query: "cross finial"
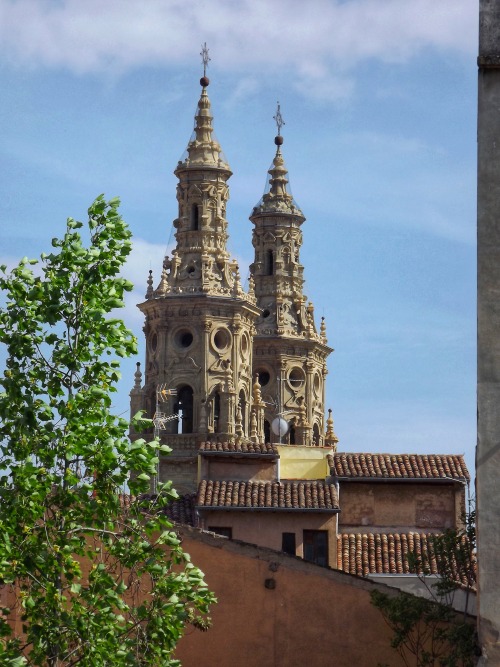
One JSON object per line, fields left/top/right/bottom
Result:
{"left": 200, "top": 42, "right": 210, "bottom": 77}
{"left": 274, "top": 101, "right": 285, "bottom": 136}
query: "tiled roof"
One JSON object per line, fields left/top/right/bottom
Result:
{"left": 197, "top": 480, "right": 339, "bottom": 511}
{"left": 337, "top": 531, "right": 475, "bottom": 587}
{"left": 337, "top": 531, "right": 438, "bottom": 576}
{"left": 135, "top": 493, "right": 196, "bottom": 526}
{"left": 200, "top": 441, "right": 278, "bottom": 457}
{"left": 162, "top": 493, "right": 196, "bottom": 526}
{"left": 329, "top": 453, "right": 470, "bottom": 481}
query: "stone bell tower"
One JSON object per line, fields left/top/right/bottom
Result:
{"left": 133, "top": 51, "right": 259, "bottom": 493}
{"left": 249, "top": 105, "right": 332, "bottom": 446}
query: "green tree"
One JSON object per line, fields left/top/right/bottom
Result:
{"left": 371, "top": 511, "right": 478, "bottom": 666}
{"left": 0, "top": 196, "right": 215, "bottom": 666}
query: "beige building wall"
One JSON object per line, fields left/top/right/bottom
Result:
{"left": 175, "top": 528, "right": 460, "bottom": 667}
{"left": 197, "top": 510, "right": 338, "bottom": 567}
{"left": 199, "top": 457, "right": 277, "bottom": 482}
{"left": 338, "top": 482, "right": 463, "bottom": 531}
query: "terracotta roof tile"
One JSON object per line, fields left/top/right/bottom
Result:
{"left": 197, "top": 480, "right": 339, "bottom": 511}
{"left": 162, "top": 493, "right": 196, "bottom": 525}
{"left": 337, "top": 531, "right": 474, "bottom": 587}
{"left": 120, "top": 493, "right": 196, "bottom": 526}
{"left": 329, "top": 453, "right": 470, "bottom": 481}
{"left": 199, "top": 441, "right": 278, "bottom": 456}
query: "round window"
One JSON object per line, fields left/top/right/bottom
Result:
{"left": 288, "top": 367, "right": 305, "bottom": 389}
{"left": 212, "top": 328, "right": 231, "bottom": 352}
{"left": 174, "top": 328, "right": 194, "bottom": 349}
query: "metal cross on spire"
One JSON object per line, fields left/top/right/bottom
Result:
{"left": 200, "top": 42, "right": 211, "bottom": 77}
{"left": 273, "top": 101, "right": 285, "bottom": 136}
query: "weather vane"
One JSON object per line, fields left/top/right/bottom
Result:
{"left": 200, "top": 42, "right": 210, "bottom": 77}
{"left": 273, "top": 101, "right": 285, "bottom": 136}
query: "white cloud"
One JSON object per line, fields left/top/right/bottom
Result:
{"left": 0, "top": 0, "right": 477, "bottom": 102}
{"left": 119, "top": 236, "right": 167, "bottom": 326}
{"left": 122, "top": 236, "right": 168, "bottom": 288}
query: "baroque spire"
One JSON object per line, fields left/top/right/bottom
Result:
{"left": 177, "top": 44, "right": 229, "bottom": 171}
{"left": 252, "top": 102, "right": 303, "bottom": 217}
{"left": 151, "top": 47, "right": 255, "bottom": 302}
{"left": 249, "top": 103, "right": 332, "bottom": 447}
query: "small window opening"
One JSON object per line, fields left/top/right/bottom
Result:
{"left": 265, "top": 249, "right": 274, "bottom": 276}
{"left": 191, "top": 204, "right": 199, "bottom": 231}
{"left": 282, "top": 532, "right": 296, "bottom": 556}
{"left": 264, "top": 419, "right": 271, "bottom": 444}
{"left": 175, "top": 385, "right": 194, "bottom": 434}
{"left": 239, "top": 390, "right": 246, "bottom": 436}
{"left": 258, "top": 371, "right": 270, "bottom": 387}
{"left": 303, "top": 530, "right": 328, "bottom": 568}
{"left": 213, "top": 392, "right": 221, "bottom": 433}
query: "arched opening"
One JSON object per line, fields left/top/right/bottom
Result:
{"left": 239, "top": 390, "right": 246, "bottom": 435}
{"left": 175, "top": 385, "right": 194, "bottom": 434}
{"left": 313, "top": 423, "right": 320, "bottom": 446}
{"left": 213, "top": 392, "right": 221, "bottom": 433}
{"left": 264, "top": 419, "right": 271, "bottom": 444}
{"left": 264, "top": 249, "right": 274, "bottom": 276}
{"left": 191, "top": 204, "right": 199, "bottom": 231}
{"left": 289, "top": 419, "right": 296, "bottom": 445}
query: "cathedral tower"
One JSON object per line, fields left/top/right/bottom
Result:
{"left": 134, "top": 60, "right": 259, "bottom": 493}
{"left": 249, "top": 106, "right": 332, "bottom": 446}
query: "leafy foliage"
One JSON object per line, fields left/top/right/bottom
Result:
{"left": 371, "top": 511, "right": 478, "bottom": 666}
{"left": 371, "top": 589, "right": 477, "bottom": 667}
{"left": 0, "top": 196, "right": 215, "bottom": 666}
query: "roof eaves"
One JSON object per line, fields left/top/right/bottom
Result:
{"left": 333, "top": 476, "right": 468, "bottom": 484}
{"left": 196, "top": 505, "right": 340, "bottom": 513}
{"left": 200, "top": 451, "right": 279, "bottom": 459}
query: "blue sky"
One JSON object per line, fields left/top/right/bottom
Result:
{"left": 0, "top": 0, "right": 478, "bottom": 476}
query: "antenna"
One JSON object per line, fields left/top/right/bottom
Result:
{"left": 267, "top": 375, "right": 290, "bottom": 444}
{"left": 151, "top": 384, "right": 178, "bottom": 493}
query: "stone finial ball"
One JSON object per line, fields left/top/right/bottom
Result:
{"left": 274, "top": 135, "right": 284, "bottom": 146}
{"left": 200, "top": 76, "right": 210, "bottom": 87}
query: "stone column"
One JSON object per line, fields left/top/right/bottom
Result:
{"left": 305, "top": 357, "right": 315, "bottom": 428}
{"left": 477, "top": 2, "right": 500, "bottom": 662}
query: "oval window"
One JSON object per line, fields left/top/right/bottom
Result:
{"left": 241, "top": 332, "right": 249, "bottom": 356}
{"left": 288, "top": 367, "right": 305, "bottom": 389}
{"left": 258, "top": 370, "right": 270, "bottom": 387}
{"left": 174, "top": 328, "right": 194, "bottom": 349}
{"left": 313, "top": 372, "right": 321, "bottom": 396}
{"left": 213, "top": 328, "right": 231, "bottom": 352}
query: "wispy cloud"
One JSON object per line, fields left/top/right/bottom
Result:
{"left": 298, "top": 127, "right": 475, "bottom": 244}
{"left": 120, "top": 237, "right": 168, "bottom": 326}
{"left": 0, "top": 0, "right": 476, "bottom": 102}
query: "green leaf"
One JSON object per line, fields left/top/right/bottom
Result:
{"left": 0, "top": 195, "right": 215, "bottom": 664}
